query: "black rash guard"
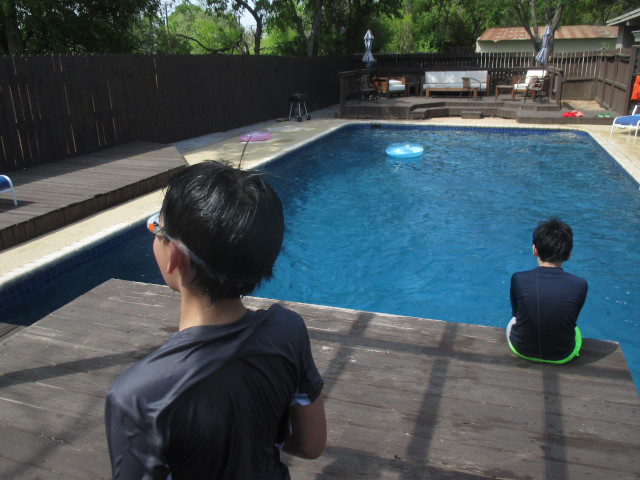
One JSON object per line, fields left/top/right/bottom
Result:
{"left": 105, "top": 304, "right": 323, "bottom": 479}
{"left": 509, "top": 266, "right": 588, "bottom": 361}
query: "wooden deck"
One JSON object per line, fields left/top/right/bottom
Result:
{"left": 1, "top": 279, "right": 638, "bottom": 479}
{"left": 0, "top": 142, "right": 187, "bottom": 251}
{"left": 340, "top": 96, "right": 618, "bottom": 125}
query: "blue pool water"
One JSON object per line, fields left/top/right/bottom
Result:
{"left": 1, "top": 125, "right": 639, "bottom": 390}
{"left": 255, "top": 125, "right": 640, "bottom": 388}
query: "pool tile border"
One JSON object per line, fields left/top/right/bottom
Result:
{"left": 0, "top": 221, "right": 147, "bottom": 310}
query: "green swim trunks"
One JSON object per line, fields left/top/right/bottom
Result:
{"left": 507, "top": 322, "right": 582, "bottom": 364}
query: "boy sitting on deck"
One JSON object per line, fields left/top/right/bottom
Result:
{"left": 105, "top": 161, "right": 326, "bottom": 479}
{"left": 507, "top": 217, "right": 588, "bottom": 364}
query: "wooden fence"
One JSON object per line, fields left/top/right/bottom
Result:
{"left": 0, "top": 54, "right": 351, "bottom": 172}
{"left": 594, "top": 49, "right": 640, "bottom": 114}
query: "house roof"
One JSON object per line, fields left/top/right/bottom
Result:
{"left": 607, "top": 8, "right": 640, "bottom": 26}
{"left": 478, "top": 25, "right": 618, "bottom": 42}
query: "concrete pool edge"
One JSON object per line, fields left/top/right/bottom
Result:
{"left": 586, "top": 129, "right": 640, "bottom": 187}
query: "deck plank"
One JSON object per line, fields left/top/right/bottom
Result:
{"left": 0, "top": 278, "right": 639, "bottom": 479}
{"left": 0, "top": 141, "right": 187, "bottom": 250}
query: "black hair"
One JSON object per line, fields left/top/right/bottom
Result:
{"left": 160, "top": 161, "right": 284, "bottom": 302}
{"left": 532, "top": 217, "right": 573, "bottom": 264}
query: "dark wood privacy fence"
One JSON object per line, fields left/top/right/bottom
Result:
{"left": 346, "top": 49, "right": 639, "bottom": 112}
{"left": 0, "top": 54, "right": 351, "bottom": 172}
{"left": 595, "top": 49, "right": 639, "bottom": 114}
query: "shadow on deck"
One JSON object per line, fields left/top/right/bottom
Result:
{"left": 0, "top": 142, "right": 187, "bottom": 252}
{"left": 0, "top": 279, "right": 638, "bottom": 479}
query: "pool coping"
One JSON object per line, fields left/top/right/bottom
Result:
{"left": 1, "top": 111, "right": 639, "bottom": 311}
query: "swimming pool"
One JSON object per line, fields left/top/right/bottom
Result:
{"left": 2, "top": 124, "right": 639, "bottom": 390}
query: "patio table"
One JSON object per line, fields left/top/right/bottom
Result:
{"left": 495, "top": 84, "right": 515, "bottom": 101}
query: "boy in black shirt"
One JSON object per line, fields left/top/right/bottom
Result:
{"left": 105, "top": 162, "right": 326, "bottom": 479}
{"left": 507, "top": 218, "right": 588, "bottom": 363}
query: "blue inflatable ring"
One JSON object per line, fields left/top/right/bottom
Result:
{"left": 386, "top": 143, "right": 424, "bottom": 158}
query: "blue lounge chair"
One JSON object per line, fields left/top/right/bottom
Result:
{"left": 610, "top": 105, "right": 640, "bottom": 140}
{"left": 0, "top": 174, "right": 18, "bottom": 206}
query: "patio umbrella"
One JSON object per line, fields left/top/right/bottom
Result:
{"left": 362, "top": 29, "right": 375, "bottom": 68}
{"left": 535, "top": 25, "right": 552, "bottom": 66}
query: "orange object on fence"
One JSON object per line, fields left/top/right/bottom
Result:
{"left": 631, "top": 76, "right": 640, "bottom": 101}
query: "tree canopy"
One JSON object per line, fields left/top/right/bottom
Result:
{"left": 0, "top": 0, "right": 161, "bottom": 54}
{"left": 205, "top": 0, "right": 270, "bottom": 54}
{"left": 167, "top": 3, "right": 247, "bottom": 54}
{"left": 374, "top": 0, "right": 640, "bottom": 54}
{"left": 2, "top": 0, "right": 638, "bottom": 56}
{"left": 260, "top": 0, "right": 404, "bottom": 56}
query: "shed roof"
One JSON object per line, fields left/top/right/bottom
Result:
{"left": 478, "top": 25, "right": 618, "bottom": 42}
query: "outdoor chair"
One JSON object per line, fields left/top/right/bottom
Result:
{"left": 513, "top": 69, "right": 547, "bottom": 98}
{"left": 459, "top": 77, "right": 474, "bottom": 100}
{"left": 0, "top": 174, "right": 18, "bottom": 206}
{"left": 358, "top": 74, "right": 377, "bottom": 103}
{"left": 387, "top": 77, "right": 406, "bottom": 97}
{"left": 525, "top": 75, "right": 550, "bottom": 102}
{"left": 610, "top": 104, "right": 640, "bottom": 141}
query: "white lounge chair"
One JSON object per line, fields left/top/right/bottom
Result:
{"left": 0, "top": 174, "right": 18, "bottom": 206}
{"left": 513, "top": 70, "right": 547, "bottom": 97}
{"left": 387, "top": 77, "right": 406, "bottom": 97}
{"left": 610, "top": 105, "right": 640, "bottom": 140}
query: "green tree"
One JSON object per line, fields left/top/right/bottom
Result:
{"left": 562, "top": 0, "right": 640, "bottom": 25}
{"left": 261, "top": 1, "right": 306, "bottom": 55}
{"left": 379, "top": 0, "right": 484, "bottom": 53}
{"left": 323, "top": 0, "right": 403, "bottom": 54}
{"left": 0, "top": 0, "right": 161, "bottom": 54}
{"left": 508, "top": 0, "right": 570, "bottom": 55}
{"left": 130, "top": 11, "right": 170, "bottom": 54}
{"left": 461, "top": 0, "right": 513, "bottom": 41}
{"left": 169, "top": 3, "right": 247, "bottom": 54}
{"left": 276, "top": 0, "right": 323, "bottom": 57}
{"left": 206, "top": 0, "right": 271, "bottom": 54}
{"left": 264, "top": 0, "right": 402, "bottom": 56}
{"left": 376, "top": 0, "right": 640, "bottom": 54}
{"left": 512, "top": 0, "right": 640, "bottom": 55}
{"left": 380, "top": 13, "right": 415, "bottom": 53}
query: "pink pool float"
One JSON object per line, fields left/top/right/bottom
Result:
{"left": 238, "top": 130, "right": 271, "bottom": 142}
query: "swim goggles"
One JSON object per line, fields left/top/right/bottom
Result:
{"left": 147, "top": 212, "right": 210, "bottom": 272}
